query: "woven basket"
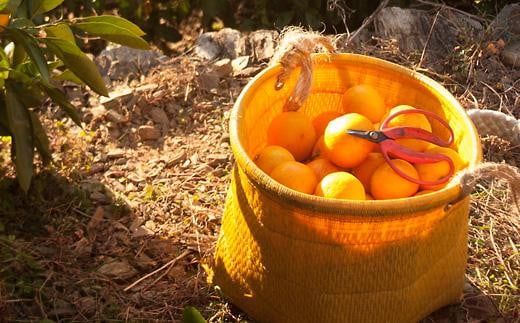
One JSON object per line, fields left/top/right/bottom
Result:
{"left": 210, "top": 53, "right": 482, "bottom": 323}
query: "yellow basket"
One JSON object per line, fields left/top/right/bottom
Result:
{"left": 210, "top": 53, "right": 482, "bottom": 323}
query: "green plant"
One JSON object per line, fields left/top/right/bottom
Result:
{"left": 0, "top": 0, "right": 148, "bottom": 192}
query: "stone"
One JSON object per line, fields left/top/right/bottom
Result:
{"left": 373, "top": 7, "right": 482, "bottom": 65}
{"left": 97, "top": 259, "right": 138, "bottom": 280}
{"left": 100, "top": 88, "right": 134, "bottom": 109}
{"left": 490, "top": 3, "right": 520, "bottom": 41}
{"left": 150, "top": 108, "right": 169, "bottom": 125}
{"left": 95, "top": 44, "right": 168, "bottom": 81}
{"left": 138, "top": 125, "right": 161, "bottom": 141}
{"left": 194, "top": 28, "right": 246, "bottom": 60}
{"left": 231, "top": 56, "right": 249, "bottom": 73}
{"left": 198, "top": 72, "right": 220, "bottom": 91}
{"left": 501, "top": 41, "right": 520, "bottom": 67}
{"left": 249, "top": 29, "right": 278, "bottom": 61}
{"left": 212, "top": 58, "right": 233, "bottom": 77}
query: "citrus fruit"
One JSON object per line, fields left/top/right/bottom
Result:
{"left": 351, "top": 152, "right": 386, "bottom": 193}
{"left": 414, "top": 146, "right": 465, "bottom": 190}
{"left": 312, "top": 111, "right": 342, "bottom": 137}
{"left": 365, "top": 193, "right": 374, "bottom": 200}
{"left": 341, "top": 84, "right": 387, "bottom": 122}
{"left": 306, "top": 158, "right": 341, "bottom": 182}
{"left": 324, "top": 113, "right": 375, "bottom": 168}
{"left": 267, "top": 111, "right": 317, "bottom": 161}
{"left": 315, "top": 171, "right": 365, "bottom": 200}
{"left": 254, "top": 145, "right": 294, "bottom": 175}
{"left": 312, "top": 135, "right": 330, "bottom": 159}
{"left": 383, "top": 105, "right": 432, "bottom": 152}
{"left": 270, "top": 160, "right": 318, "bottom": 194}
{"left": 370, "top": 159, "right": 419, "bottom": 199}
{"left": 0, "top": 14, "right": 9, "bottom": 29}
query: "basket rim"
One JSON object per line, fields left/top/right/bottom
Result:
{"left": 229, "top": 53, "right": 482, "bottom": 216}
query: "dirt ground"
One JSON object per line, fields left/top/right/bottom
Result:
{"left": 0, "top": 5, "right": 519, "bottom": 323}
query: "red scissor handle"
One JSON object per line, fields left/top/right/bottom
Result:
{"left": 380, "top": 140, "right": 455, "bottom": 186}
{"left": 379, "top": 108, "right": 456, "bottom": 186}
{"left": 380, "top": 108, "right": 454, "bottom": 146}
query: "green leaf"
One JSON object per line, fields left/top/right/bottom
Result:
{"left": 53, "top": 69, "right": 84, "bottom": 85}
{"left": 9, "top": 17, "right": 35, "bottom": 28}
{"left": 5, "top": 82, "right": 34, "bottom": 192}
{"left": 0, "top": 47, "right": 10, "bottom": 87}
{"left": 72, "top": 22, "right": 149, "bottom": 50}
{"left": 45, "top": 23, "right": 74, "bottom": 43}
{"left": 182, "top": 306, "right": 207, "bottom": 323}
{"left": 0, "top": 0, "right": 8, "bottom": 11}
{"left": 29, "top": 111, "right": 51, "bottom": 165}
{"left": 41, "top": 84, "right": 82, "bottom": 126}
{"left": 5, "top": 28, "right": 49, "bottom": 82}
{"left": 30, "top": 0, "right": 63, "bottom": 17}
{"left": 73, "top": 15, "right": 145, "bottom": 36}
{"left": 44, "top": 37, "right": 108, "bottom": 96}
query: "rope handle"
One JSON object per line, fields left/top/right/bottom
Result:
{"left": 271, "top": 29, "right": 520, "bottom": 214}
{"left": 270, "top": 28, "right": 335, "bottom": 111}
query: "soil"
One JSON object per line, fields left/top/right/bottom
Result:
{"left": 0, "top": 5, "right": 519, "bottom": 323}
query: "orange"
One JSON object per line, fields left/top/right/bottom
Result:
{"left": 370, "top": 159, "right": 419, "bottom": 199}
{"left": 312, "top": 135, "right": 330, "bottom": 159}
{"left": 324, "top": 113, "right": 375, "bottom": 168}
{"left": 270, "top": 160, "right": 318, "bottom": 194}
{"left": 365, "top": 193, "right": 374, "bottom": 200}
{"left": 351, "top": 152, "right": 386, "bottom": 193}
{"left": 383, "top": 105, "right": 432, "bottom": 152}
{"left": 414, "top": 146, "right": 465, "bottom": 191}
{"left": 254, "top": 145, "right": 294, "bottom": 175}
{"left": 315, "top": 171, "right": 365, "bottom": 200}
{"left": 267, "top": 111, "right": 317, "bottom": 161}
{"left": 306, "top": 158, "right": 341, "bottom": 182}
{"left": 312, "top": 111, "right": 342, "bottom": 137}
{"left": 0, "top": 14, "right": 9, "bottom": 29}
{"left": 341, "top": 84, "right": 387, "bottom": 122}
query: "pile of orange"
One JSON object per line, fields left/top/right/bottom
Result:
{"left": 254, "top": 84, "right": 466, "bottom": 200}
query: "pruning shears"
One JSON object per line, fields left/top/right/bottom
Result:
{"left": 347, "top": 109, "right": 455, "bottom": 186}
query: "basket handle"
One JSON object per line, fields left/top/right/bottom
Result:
{"left": 270, "top": 28, "right": 335, "bottom": 112}
{"left": 451, "top": 109, "right": 520, "bottom": 215}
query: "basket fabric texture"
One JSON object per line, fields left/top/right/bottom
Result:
{"left": 210, "top": 53, "right": 482, "bottom": 323}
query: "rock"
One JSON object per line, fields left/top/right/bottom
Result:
{"left": 501, "top": 41, "right": 520, "bottom": 67}
{"left": 373, "top": 7, "right": 482, "bottom": 65}
{"left": 97, "top": 259, "right": 138, "bottom": 280}
{"left": 95, "top": 44, "right": 168, "bottom": 81}
{"left": 232, "top": 56, "right": 250, "bottom": 74}
{"left": 105, "top": 110, "right": 126, "bottom": 123}
{"left": 212, "top": 58, "right": 233, "bottom": 77}
{"left": 195, "top": 28, "right": 246, "bottom": 60}
{"left": 249, "top": 29, "right": 278, "bottom": 61}
{"left": 194, "top": 32, "right": 221, "bottom": 60}
{"left": 107, "top": 148, "right": 125, "bottom": 159}
{"left": 89, "top": 163, "right": 105, "bottom": 175}
{"left": 490, "top": 3, "right": 520, "bottom": 41}
{"left": 150, "top": 108, "right": 169, "bottom": 125}
{"left": 100, "top": 88, "right": 134, "bottom": 109}
{"left": 138, "top": 125, "right": 161, "bottom": 141}
{"left": 198, "top": 72, "right": 220, "bottom": 91}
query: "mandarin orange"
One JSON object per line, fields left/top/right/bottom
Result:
{"left": 267, "top": 111, "right": 316, "bottom": 161}
{"left": 270, "top": 160, "right": 318, "bottom": 194}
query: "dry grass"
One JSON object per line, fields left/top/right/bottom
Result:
{"left": 0, "top": 4, "right": 519, "bottom": 322}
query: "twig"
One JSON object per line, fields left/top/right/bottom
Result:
{"left": 416, "top": 0, "right": 491, "bottom": 23}
{"left": 124, "top": 250, "right": 190, "bottom": 292}
{"left": 416, "top": 6, "right": 442, "bottom": 70}
{"left": 346, "top": 0, "right": 390, "bottom": 45}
